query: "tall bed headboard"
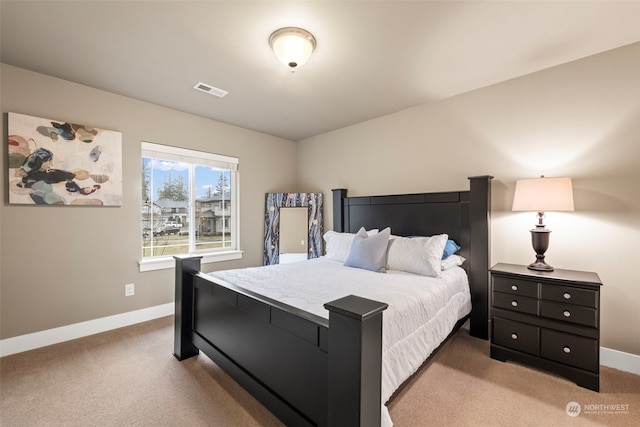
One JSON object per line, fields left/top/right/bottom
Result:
{"left": 332, "top": 175, "right": 493, "bottom": 339}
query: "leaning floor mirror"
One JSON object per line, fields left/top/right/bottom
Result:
{"left": 264, "top": 192, "right": 323, "bottom": 265}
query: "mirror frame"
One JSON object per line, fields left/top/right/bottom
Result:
{"left": 264, "top": 192, "right": 323, "bottom": 265}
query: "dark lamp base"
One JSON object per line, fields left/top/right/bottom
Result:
{"left": 527, "top": 260, "right": 554, "bottom": 272}
{"left": 529, "top": 226, "right": 554, "bottom": 272}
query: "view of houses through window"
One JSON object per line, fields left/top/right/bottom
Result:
{"left": 141, "top": 142, "right": 239, "bottom": 259}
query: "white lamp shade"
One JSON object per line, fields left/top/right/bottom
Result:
{"left": 270, "top": 27, "right": 316, "bottom": 70}
{"left": 512, "top": 177, "right": 574, "bottom": 212}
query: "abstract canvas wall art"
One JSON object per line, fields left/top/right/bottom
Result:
{"left": 7, "top": 112, "right": 123, "bottom": 206}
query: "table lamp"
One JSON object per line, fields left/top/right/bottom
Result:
{"left": 512, "top": 176, "right": 574, "bottom": 271}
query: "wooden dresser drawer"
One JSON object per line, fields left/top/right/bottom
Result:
{"left": 493, "top": 317, "right": 539, "bottom": 356}
{"left": 540, "top": 301, "right": 598, "bottom": 328}
{"left": 540, "top": 284, "right": 598, "bottom": 308}
{"left": 493, "top": 292, "right": 538, "bottom": 315}
{"left": 493, "top": 276, "right": 538, "bottom": 297}
{"left": 541, "top": 329, "right": 598, "bottom": 372}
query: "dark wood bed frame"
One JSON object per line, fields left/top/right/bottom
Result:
{"left": 174, "top": 175, "right": 492, "bottom": 427}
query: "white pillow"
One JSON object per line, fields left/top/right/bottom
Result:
{"left": 441, "top": 254, "right": 466, "bottom": 270}
{"left": 323, "top": 229, "right": 379, "bottom": 262}
{"left": 386, "top": 234, "right": 448, "bottom": 277}
{"left": 344, "top": 227, "right": 391, "bottom": 273}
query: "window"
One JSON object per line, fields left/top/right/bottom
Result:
{"left": 140, "top": 142, "right": 241, "bottom": 271}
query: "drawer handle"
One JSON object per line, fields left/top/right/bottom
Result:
{"left": 563, "top": 310, "right": 571, "bottom": 317}
{"left": 511, "top": 333, "right": 518, "bottom": 340}
{"left": 563, "top": 346, "right": 571, "bottom": 354}
{"left": 511, "top": 285, "right": 518, "bottom": 291}
{"left": 511, "top": 300, "right": 518, "bottom": 307}
{"left": 563, "top": 292, "right": 571, "bottom": 300}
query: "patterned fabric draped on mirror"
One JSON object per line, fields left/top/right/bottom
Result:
{"left": 264, "top": 192, "right": 323, "bottom": 265}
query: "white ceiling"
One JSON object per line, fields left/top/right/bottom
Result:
{"left": 1, "top": 1, "right": 639, "bottom": 141}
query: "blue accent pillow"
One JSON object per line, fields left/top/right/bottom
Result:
{"left": 442, "top": 239, "right": 461, "bottom": 259}
{"left": 344, "top": 227, "right": 391, "bottom": 272}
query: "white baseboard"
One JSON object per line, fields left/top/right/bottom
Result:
{"left": 0, "top": 303, "right": 174, "bottom": 357}
{"left": 601, "top": 347, "right": 640, "bottom": 376}
{"left": 2, "top": 305, "right": 639, "bottom": 378}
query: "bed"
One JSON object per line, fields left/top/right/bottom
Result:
{"left": 173, "top": 175, "right": 492, "bottom": 427}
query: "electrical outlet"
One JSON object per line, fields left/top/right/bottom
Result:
{"left": 125, "top": 283, "right": 135, "bottom": 297}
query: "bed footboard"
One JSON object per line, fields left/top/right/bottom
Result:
{"left": 173, "top": 255, "right": 388, "bottom": 427}
{"left": 173, "top": 254, "right": 200, "bottom": 360}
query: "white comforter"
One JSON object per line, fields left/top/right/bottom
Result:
{"left": 209, "top": 257, "right": 471, "bottom": 426}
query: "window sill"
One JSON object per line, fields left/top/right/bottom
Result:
{"left": 138, "top": 250, "right": 243, "bottom": 272}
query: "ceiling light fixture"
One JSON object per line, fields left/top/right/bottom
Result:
{"left": 269, "top": 27, "right": 316, "bottom": 72}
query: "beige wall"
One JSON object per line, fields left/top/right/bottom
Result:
{"left": 2, "top": 43, "right": 639, "bottom": 357}
{"left": 0, "top": 64, "right": 297, "bottom": 339}
{"left": 297, "top": 43, "right": 640, "bottom": 355}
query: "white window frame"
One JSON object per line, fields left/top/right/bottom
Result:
{"left": 139, "top": 142, "right": 242, "bottom": 272}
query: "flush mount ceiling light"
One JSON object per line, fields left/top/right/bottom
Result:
{"left": 269, "top": 27, "right": 316, "bottom": 72}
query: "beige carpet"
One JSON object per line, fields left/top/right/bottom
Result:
{"left": 1, "top": 316, "right": 638, "bottom": 426}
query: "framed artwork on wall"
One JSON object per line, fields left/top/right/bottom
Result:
{"left": 7, "top": 112, "right": 123, "bottom": 206}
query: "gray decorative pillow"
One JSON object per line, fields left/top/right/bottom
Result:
{"left": 344, "top": 227, "right": 391, "bottom": 272}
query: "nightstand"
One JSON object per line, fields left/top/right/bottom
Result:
{"left": 489, "top": 263, "right": 602, "bottom": 392}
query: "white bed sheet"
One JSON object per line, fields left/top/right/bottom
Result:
{"left": 209, "top": 256, "right": 471, "bottom": 427}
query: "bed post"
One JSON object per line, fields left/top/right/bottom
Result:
{"left": 173, "top": 255, "right": 202, "bottom": 360}
{"left": 332, "top": 189, "right": 348, "bottom": 232}
{"left": 468, "top": 175, "right": 493, "bottom": 340}
{"left": 324, "top": 295, "right": 388, "bottom": 427}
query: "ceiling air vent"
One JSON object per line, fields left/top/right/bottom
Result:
{"left": 193, "top": 82, "right": 228, "bottom": 98}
